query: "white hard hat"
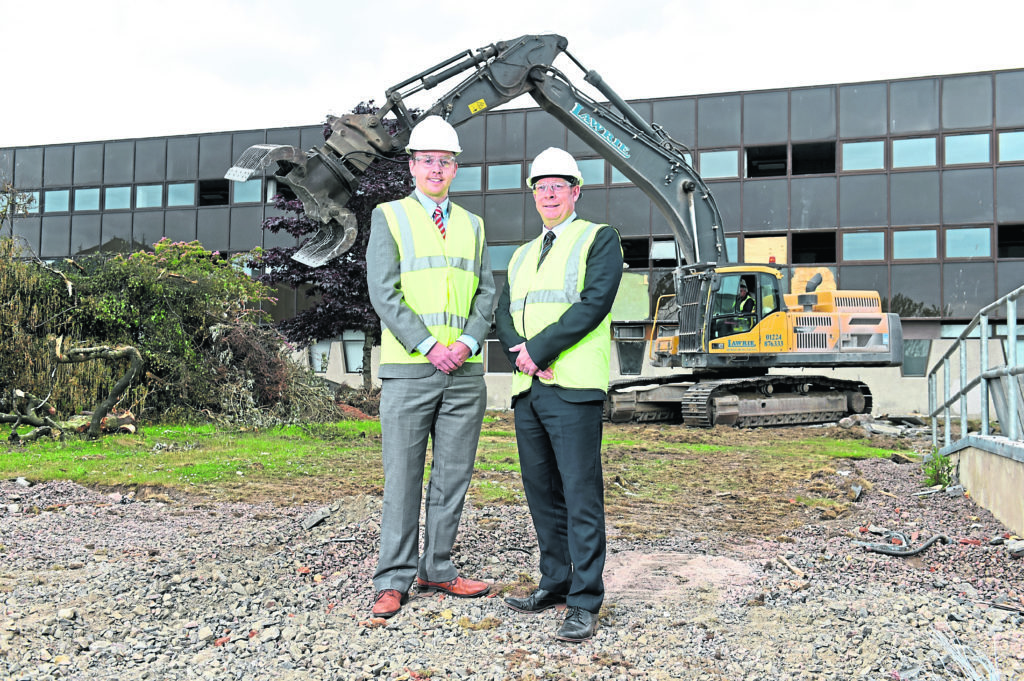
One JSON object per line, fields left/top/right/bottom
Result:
{"left": 526, "top": 147, "right": 584, "bottom": 187}
{"left": 406, "top": 115, "right": 462, "bottom": 154}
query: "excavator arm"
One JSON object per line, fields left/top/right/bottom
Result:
{"left": 226, "top": 34, "right": 725, "bottom": 267}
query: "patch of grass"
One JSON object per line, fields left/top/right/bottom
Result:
{"left": 1, "top": 423, "right": 384, "bottom": 501}
{"left": 458, "top": 615, "right": 501, "bottom": 630}
{"left": 781, "top": 439, "right": 895, "bottom": 460}
{"left": 2, "top": 417, "right": 919, "bottom": 537}
{"left": 469, "top": 480, "right": 522, "bottom": 505}
{"left": 474, "top": 448, "right": 521, "bottom": 473}
{"left": 480, "top": 429, "right": 516, "bottom": 438}
{"left": 602, "top": 439, "right": 728, "bottom": 454}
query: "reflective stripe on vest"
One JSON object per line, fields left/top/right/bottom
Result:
{"left": 379, "top": 196, "right": 483, "bottom": 365}
{"left": 508, "top": 220, "right": 611, "bottom": 396}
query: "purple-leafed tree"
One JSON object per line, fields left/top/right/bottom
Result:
{"left": 249, "top": 103, "right": 413, "bottom": 390}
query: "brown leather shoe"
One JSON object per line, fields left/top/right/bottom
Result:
{"left": 416, "top": 576, "right": 490, "bottom": 598}
{"left": 371, "top": 589, "right": 407, "bottom": 618}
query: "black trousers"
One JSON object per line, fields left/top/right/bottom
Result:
{"left": 513, "top": 382, "right": 606, "bottom": 613}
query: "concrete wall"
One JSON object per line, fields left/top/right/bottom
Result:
{"left": 948, "top": 437, "right": 1024, "bottom": 536}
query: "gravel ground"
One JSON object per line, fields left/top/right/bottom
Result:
{"left": 1, "top": 441, "right": 1023, "bottom": 680}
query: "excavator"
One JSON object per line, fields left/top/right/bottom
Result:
{"left": 226, "top": 34, "right": 902, "bottom": 428}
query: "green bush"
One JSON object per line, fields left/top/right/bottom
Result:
{"left": 2, "top": 237, "right": 336, "bottom": 426}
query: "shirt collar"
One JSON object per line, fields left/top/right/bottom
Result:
{"left": 413, "top": 189, "right": 449, "bottom": 217}
{"left": 542, "top": 212, "right": 577, "bottom": 239}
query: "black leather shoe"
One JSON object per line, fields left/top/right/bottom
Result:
{"left": 504, "top": 588, "right": 567, "bottom": 613}
{"left": 555, "top": 606, "right": 598, "bottom": 642}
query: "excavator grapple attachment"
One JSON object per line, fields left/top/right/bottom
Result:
{"left": 224, "top": 144, "right": 307, "bottom": 182}
{"left": 291, "top": 208, "right": 358, "bottom": 268}
{"left": 226, "top": 144, "right": 360, "bottom": 268}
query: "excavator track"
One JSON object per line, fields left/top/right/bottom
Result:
{"left": 608, "top": 376, "right": 872, "bottom": 428}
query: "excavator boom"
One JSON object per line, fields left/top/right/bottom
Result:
{"left": 226, "top": 34, "right": 724, "bottom": 267}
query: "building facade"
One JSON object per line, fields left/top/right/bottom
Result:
{"left": 4, "top": 67, "right": 1024, "bottom": 416}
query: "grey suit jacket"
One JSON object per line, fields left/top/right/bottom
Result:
{"left": 366, "top": 195, "right": 495, "bottom": 379}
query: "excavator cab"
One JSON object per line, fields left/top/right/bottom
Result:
{"left": 707, "top": 269, "right": 783, "bottom": 341}
{"left": 711, "top": 275, "right": 756, "bottom": 338}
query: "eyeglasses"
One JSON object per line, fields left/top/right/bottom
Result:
{"left": 532, "top": 182, "right": 573, "bottom": 194}
{"left": 414, "top": 155, "right": 456, "bottom": 169}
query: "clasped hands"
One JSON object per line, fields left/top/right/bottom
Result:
{"left": 426, "top": 341, "right": 472, "bottom": 374}
{"left": 509, "top": 343, "right": 553, "bottom": 380}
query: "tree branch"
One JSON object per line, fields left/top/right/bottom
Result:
{"left": 54, "top": 336, "right": 144, "bottom": 438}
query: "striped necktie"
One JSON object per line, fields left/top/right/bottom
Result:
{"left": 538, "top": 230, "right": 555, "bottom": 266}
{"left": 433, "top": 206, "right": 445, "bottom": 239}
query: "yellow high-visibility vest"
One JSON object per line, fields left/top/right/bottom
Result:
{"left": 508, "top": 220, "right": 611, "bottom": 397}
{"left": 378, "top": 196, "right": 484, "bottom": 366}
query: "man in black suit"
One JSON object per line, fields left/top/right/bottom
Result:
{"left": 494, "top": 147, "right": 623, "bottom": 642}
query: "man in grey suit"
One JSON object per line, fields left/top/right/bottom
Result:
{"left": 365, "top": 116, "right": 495, "bottom": 619}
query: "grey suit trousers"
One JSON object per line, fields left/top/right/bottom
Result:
{"left": 372, "top": 370, "right": 486, "bottom": 592}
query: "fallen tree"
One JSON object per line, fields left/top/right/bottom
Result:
{"left": 53, "top": 337, "right": 143, "bottom": 439}
{"left": 2, "top": 340, "right": 142, "bottom": 442}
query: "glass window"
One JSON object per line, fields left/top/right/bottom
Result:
{"left": 487, "top": 244, "right": 520, "bottom": 271}
{"left": 998, "top": 224, "right": 1024, "bottom": 258}
{"left": 842, "top": 232, "right": 884, "bottom": 260}
{"left": 233, "top": 178, "right": 262, "bottom": 203}
{"left": 725, "top": 236, "right": 739, "bottom": 261}
{"left": 309, "top": 339, "right": 332, "bottom": 372}
{"left": 73, "top": 188, "right": 100, "bottom": 211}
{"left": 105, "top": 186, "right": 131, "bottom": 210}
{"left": 839, "top": 174, "right": 888, "bottom": 227}
{"left": 891, "top": 172, "right": 940, "bottom": 225}
{"left": 893, "top": 229, "right": 937, "bottom": 259}
{"left": 892, "top": 264, "right": 941, "bottom": 317}
{"left": 485, "top": 339, "right": 514, "bottom": 373}
{"left": 945, "top": 226, "right": 991, "bottom": 258}
{"left": 577, "top": 158, "right": 605, "bottom": 185}
{"left": 944, "top": 133, "right": 989, "bottom": 165}
{"left": 650, "top": 240, "right": 677, "bottom": 261}
{"left": 901, "top": 339, "right": 931, "bottom": 377}
{"left": 136, "top": 184, "right": 163, "bottom": 208}
{"left": 450, "top": 166, "right": 481, "bottom": 192}
{"left": 699, "top": 150, "right": 738, "bottom": 179}
{"left": 167, "top": 182, "right": 196, "bottom": 206}
{"left": 342, "top": 330, "right": 365, "bottom": 373}
{"left": 43, "top": 190, "right": 69, "bottom": 212}
{"left": 943, "top": 262, "right": 995, "bottom": 316}
{"left": 488, "top": 164, "right": 521, "bottom": 190}
{"left": 198, "top": 179, "right": 229, "bottom": 206}
{"left": 892, "top": 138, "right": 936, "bottom": 168}
{"left": 998, "top": 131, "right": 1024, "bottom": 162}
{"left": 841, "top": 141, "right": 884, "bottom": 171}
{"left": 610, "top": 165, "right": 630, "bottom": 184}
{"left": 15, "top": 191, "right": 41, "bottom": 214}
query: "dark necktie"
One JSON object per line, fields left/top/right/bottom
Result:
{"left": 433, "top": 206, "right": 445, "bottom": 239}
{"left": 538, "top": 230, "right": 555, "bottom": 266}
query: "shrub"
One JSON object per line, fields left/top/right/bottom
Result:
{"left": 922, "top": 449, "right": 953, "bottom": 488}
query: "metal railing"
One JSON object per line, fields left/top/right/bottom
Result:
{"left": 928, "top": 284, "right": 1024, "bottom": 450}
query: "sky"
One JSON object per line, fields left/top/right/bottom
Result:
{"left": 2, "top": 0, "right": 1023, "bottom": 149}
